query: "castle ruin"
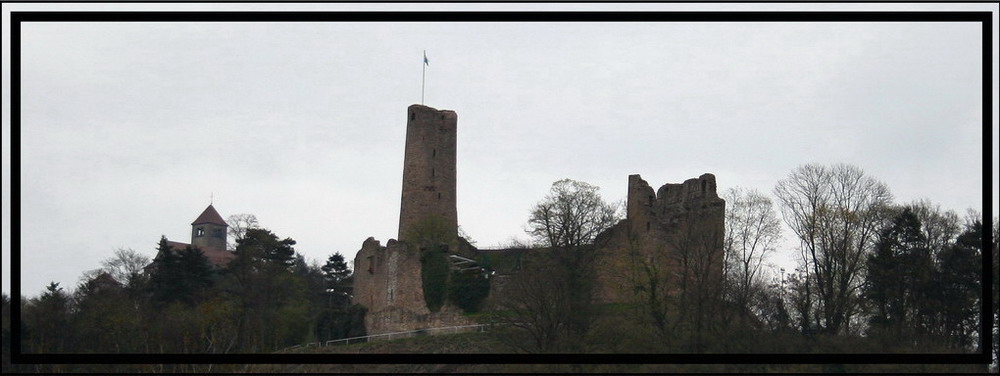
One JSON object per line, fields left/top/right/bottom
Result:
{"left": 353, "top": 105, "right": 474, "bottom": 335}
{"left": 352, "top": 104, "right": 725, "bottom": 336}
{"left": 593, "top": 173, "right": 726, "bottom": 304}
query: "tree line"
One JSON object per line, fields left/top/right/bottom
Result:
{"left": 2, "top": 162, "right": 996, "bottom": 372}
{"left": 3, "top": 215, "right": 364, "bottom": 372}
{"left": 486, "top": 163, "right": 995, "bottom": 369}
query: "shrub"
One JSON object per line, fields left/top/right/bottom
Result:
{"left": 448, "top": 270, "right": 490, "bottom": 313}
{"left": 421, "top": 246, "right": 450, "bottom": 312}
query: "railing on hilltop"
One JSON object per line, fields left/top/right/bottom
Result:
{"left": 326, "top": 324, "right": 488, "bottom": 346}
{"left": 474, "top": 246, "right": 532, "bottom": 252}
{"left": 280, "top": 324, "right": 489, "bottom": 351}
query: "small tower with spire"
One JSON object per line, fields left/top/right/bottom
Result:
{"left": 191, "top": 204, "right": 228, "bottom": 250}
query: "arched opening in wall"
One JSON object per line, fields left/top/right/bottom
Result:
{"left": 195, "top": 227, "right": 204, "bottom": 237}
{"left": 438, "top": 192, "right": 442, "bottom": 200}
{"left": 411, "top": 112, "right": 416, "bottom": 121}
{"left": 646, "top": 222, "right": 650, "bottom": 232}
{"left": 432, "top": 168, "right": 435, "bottom": 178}
{"left": 367, "top": 256, "right": 375, "bottom": 274}
{"left": 702, "top": 180, "right": 706, "bottom": 193}
{"left": 433, "top": 149, "right": 436, "bottom": 158}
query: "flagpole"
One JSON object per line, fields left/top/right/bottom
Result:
{"left": 421, "top": 50, "right": 426, "bottom": 105}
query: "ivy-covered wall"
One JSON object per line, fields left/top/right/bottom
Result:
{"left": 420, "top": 245, "right": 450, "bottom": 312}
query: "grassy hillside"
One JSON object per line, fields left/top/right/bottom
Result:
{"left": 243, "top": 330, "right": 987, "bottom": 374}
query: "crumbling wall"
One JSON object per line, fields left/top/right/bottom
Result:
{"left": 350, "top": 104, "right": 473, "bottom": 337}
{"left": 353, "top": 104, "right": 727, "bottom": 334}
{"left": 352, "top": 237, "right": 475, "bottom": 335}
{"left": 593, "top": 173, "right": 726, "bottom": 304}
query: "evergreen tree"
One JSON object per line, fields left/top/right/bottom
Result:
{"left": 226, "top": 227, "right": 308, "bottom": 351}
{"left": 148, "top": 236, "right": 214, "bottom": 305}
{"left": 321, "top": 253, "right": 351, "bottom": 289}
{"left": 148, "top": 236, "right": 182, "bottom": 304}
{"left": 321, "top": 253, "right": 352, "bottom": 307}
{"left": 312, "top": 252, "right": 362, "bottom": 342}
{"left": 23, "top": 282, "right": 72, "bottom": 353}
{"left": 865, "top": 208, "right": 931, "bottom": 341}
{"left": 865, "top": 208, "right": 983, "bottom": 351}
{"left": 235, "top": 228, "right": 297, "bottom": 269}
{"left": 934, "top": 220, "right": 982, "bottom": 350}
{"left": 176, "top": 246, "right": 214, "bottom": 303}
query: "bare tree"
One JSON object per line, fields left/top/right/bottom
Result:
{"left": 527, "top": 179, "right": 621, "bottom": 249}
{"left": 906, "top": 199, "right": 961, "bottom": 253}
{"left": 723, "top": 187, "right": 782, "bottom": 323}
{"left": 524, "top": 179, "right": 621, "bottom": 344}
{"left": 226, "top": 214, "right": 259, "bottom": 251}
{"left": 490, "top": 255, "right": 572, "bottom": 353}
{"left": 82, "top": 248, "right": 150, "bottom": 288}
{"left": 774, "top": 163, "right": 892, "bottom": 335}
{"left": 670, "top": 216, "right": 727, "bottom": 351}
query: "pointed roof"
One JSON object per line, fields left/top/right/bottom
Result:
{"left": 192, "top": 204, "right": 228, "bottom": 226}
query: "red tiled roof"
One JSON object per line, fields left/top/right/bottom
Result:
{"left": 167, "top": 241, "right": 236, "bottom": 267}
{"left": 192, "top": 204, "right": 228, "bottom": 226}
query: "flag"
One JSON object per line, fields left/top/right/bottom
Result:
{"left": 424, "top": 51, "right": 429, "bottom": 66}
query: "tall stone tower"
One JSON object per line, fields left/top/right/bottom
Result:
{"left": 397, "top": 104, "right": 458, "bottom": 243}
{"left": 191, "top": 204, "right": 228, "bottom": 250}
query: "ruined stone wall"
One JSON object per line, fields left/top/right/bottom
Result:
{"left": 349, "top": 104, "right": 471, "bottom": 336}
{"left": 594, "top": 173, "right": 725, "bottom": 304}
{"left": 398, "top": 104, "right": 458, "bottom": 242}
{"left": 353, "top": 237, "right": 420, "bottom": 314}
{"left": 352, "top": 237, "right": 475, "bottom": 335}
{"left": 353, "top": 172, "right": 724, "bottom": 334}
{"left": 352, "top": 103, "right": 727, "bottom": 334}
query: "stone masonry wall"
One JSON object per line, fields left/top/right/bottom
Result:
{"left": 350, "top": 103, "right": 727, "bottom": 335}
{"left": 351, "top": 104, "right": 470, "bottom": 337}
{"left": 593, "top": 173, "right": 726, "bottom": 304}
{"left": 352, "top": 237, "right": 474, "bottom": 335}
{"left": 398, "top": 104, "right": 458, "bottom": 243}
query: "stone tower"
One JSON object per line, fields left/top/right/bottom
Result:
{"left": 352, "top": 105, "right": 473, "bottom": 336}
{"left": 191, "top": 204, "right": 228, "bottom": 250}
{"left": 397, "top": 104, "right": 458, "bottom": 243}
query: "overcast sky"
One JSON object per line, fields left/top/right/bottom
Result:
{"left": 3, "top": 2, "right": 998, "bottom": 297}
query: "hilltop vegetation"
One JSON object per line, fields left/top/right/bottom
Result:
{"left": 4, "top": 220, "right": 368, "bottom": 373}
{"left": 2, "top": 163, "right": 997, "bottom": 373}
